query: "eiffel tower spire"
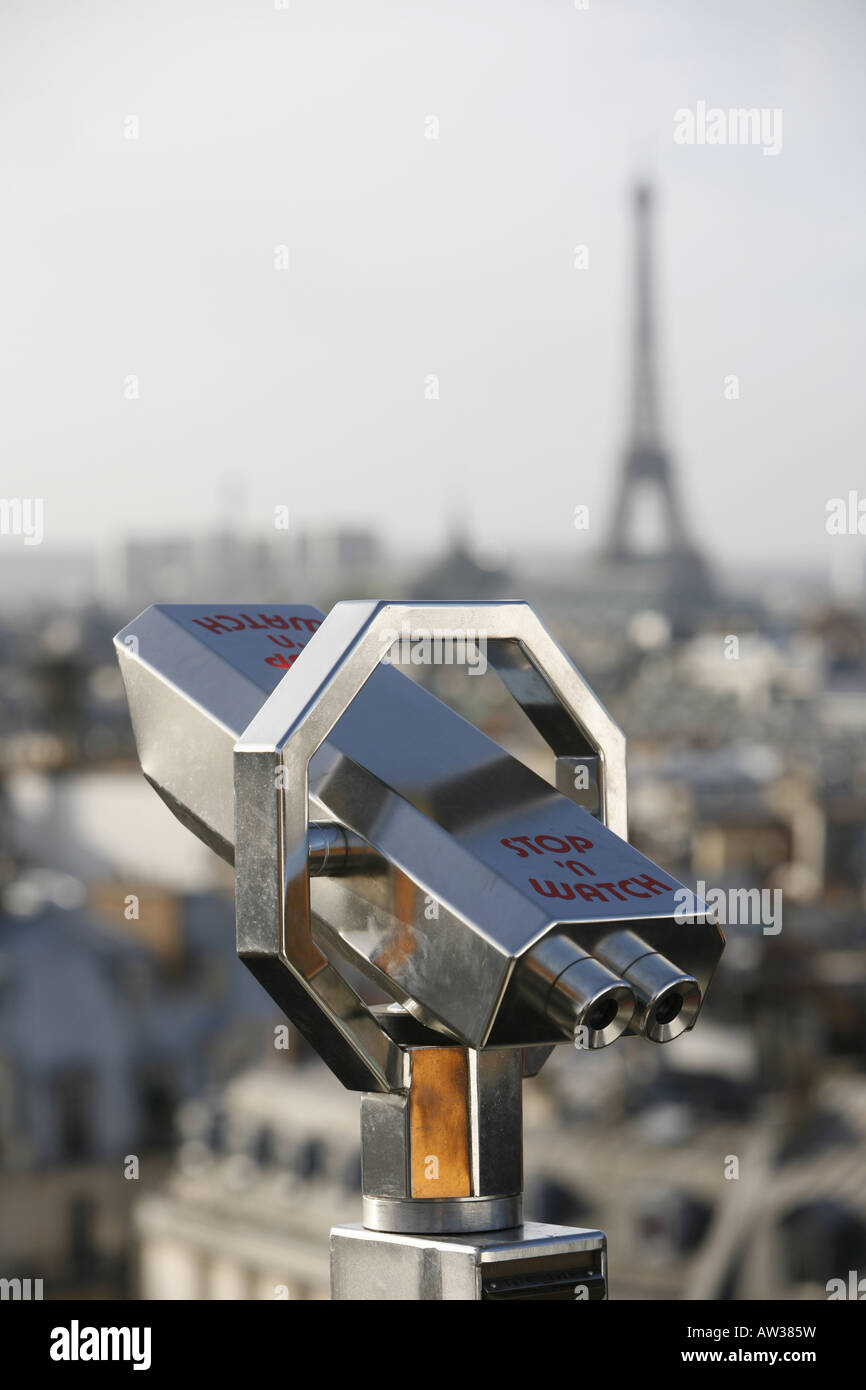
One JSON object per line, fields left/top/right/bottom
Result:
{"left": 605, "top": 183, "right": 707, "bottom": 578}
{"left": 631, "top": 182, "right": 662, "bottom": 450}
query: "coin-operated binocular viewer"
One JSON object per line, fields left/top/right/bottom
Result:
{"left": 115, "top": 600, "right": 723, "bottom": 1300}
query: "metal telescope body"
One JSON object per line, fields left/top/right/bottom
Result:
{"left": 115, "top": 600, "right": 724, "bottom": 1300}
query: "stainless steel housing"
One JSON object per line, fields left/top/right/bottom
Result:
{"left": 115, "top": 599, "right": 725, "bottom": 1257}
{"left": 115, "top": 601, "right": 724, "bottom": 1096}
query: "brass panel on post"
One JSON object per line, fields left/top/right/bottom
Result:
{"left": 409, "top": 1048, "right": 471, "bottom": 1198}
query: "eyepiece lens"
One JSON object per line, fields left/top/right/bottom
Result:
{"left": 654, "top": 992, "right": 683, "bottom": 1026}
{"left": 585, "top": 998, "right": 619, "bottom": 1033}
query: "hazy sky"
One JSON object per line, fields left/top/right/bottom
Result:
{"left": 2, "top": 0, "right": 865, "bottom": 573}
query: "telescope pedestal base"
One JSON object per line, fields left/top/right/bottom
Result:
{"left": 329, "top": 1222, "right": 607, "bottom": 1301}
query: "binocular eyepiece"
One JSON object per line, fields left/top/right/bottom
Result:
{"left": 593, "top": 930, "right": 702, "bottom": 1044}
{"left": 519, "top": 931, "right": 702, "bottom": 1048}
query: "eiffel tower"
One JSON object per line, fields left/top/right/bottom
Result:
{"left": 603, "top": 183, "right": 713, "bottom": 600}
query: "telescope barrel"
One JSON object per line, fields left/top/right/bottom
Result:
{"left": 517, "top": 935, "right": 636, "bottom": 1049}
{"left": 593, "top": 929, "right": 701, "bottom": 1043}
